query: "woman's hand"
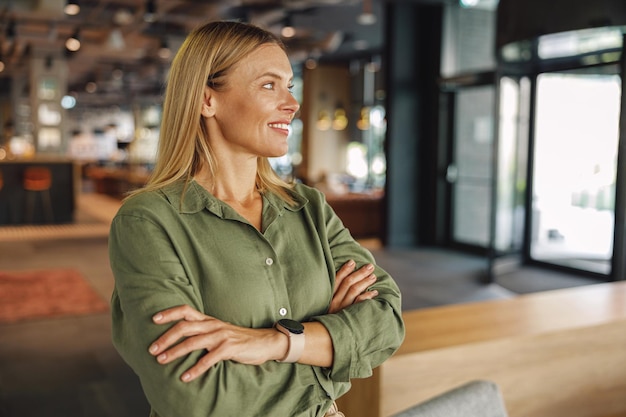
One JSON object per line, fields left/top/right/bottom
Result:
{"left": 148, "top": 305, "right": 285, "bottom": 382}
{"left": 329, "top": 260, "right": 378, "bottom": 313}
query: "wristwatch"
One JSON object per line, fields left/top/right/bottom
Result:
{"left": 275, "top": 318, "right": 305, "bottom": 363}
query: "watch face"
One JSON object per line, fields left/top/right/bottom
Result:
{"left": 278, "top": 319, "right": 304, "bottom": 334}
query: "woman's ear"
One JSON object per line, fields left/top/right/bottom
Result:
{"left": 201, "top": 87, "right": 216, "bottom": 118}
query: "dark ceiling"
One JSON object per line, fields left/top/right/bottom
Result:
{"left": 0, "top": 0, "right": 387, "bottom": 107}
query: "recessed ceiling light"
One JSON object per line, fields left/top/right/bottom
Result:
{"left": 64, "top": 1, "right": 80, "bottom": 16}
{"left": 114, "top": 9, "right": 135, "bottom": 26}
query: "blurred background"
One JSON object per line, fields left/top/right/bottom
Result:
{"left": 1, "top": 1, "right": 626, "bottom": 416}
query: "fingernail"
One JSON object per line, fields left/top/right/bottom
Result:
{"left": 348, "top": 260, "right": 355, "bottom": 267}
{"left": 157, "top": 353, "right": 167, "bottom": 362}
{"left": 181, "top": 373, "right": 191, "bottom": 382}
{"left": 366, "top": 264, "right": 375, "bottom": 271}
{"left": 153, "top": 313, "right": 163, "bottom": 322}
{"left": 149, "top": 344, "right": 158, "bottom": 354}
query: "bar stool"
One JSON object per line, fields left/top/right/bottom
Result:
{"left": 23, "top": 166, "right": 54, "bottom": 223}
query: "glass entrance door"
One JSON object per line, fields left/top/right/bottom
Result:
{"left": 530, "top": 69, "right": 621, "bottom": 275}
{"left": 449, "top": 85, "right": 496, "bottom": 249}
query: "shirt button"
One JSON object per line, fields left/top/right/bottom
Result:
{"left": 265, "top": 258, "right": 274, "bottom": 266}
{"left": 279, "top": 308, "right": 287, "bottom": 316}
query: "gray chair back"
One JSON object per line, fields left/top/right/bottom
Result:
{"left": 390, "top": 380, "right": 508, "bottom": 417}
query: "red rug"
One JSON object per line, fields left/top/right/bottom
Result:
{"left": 0, "top": 268, "right": 109, "bottom": 324}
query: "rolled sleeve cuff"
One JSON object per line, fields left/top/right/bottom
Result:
{"left": 312, "top": 313, "right": 360, "bottom": 382}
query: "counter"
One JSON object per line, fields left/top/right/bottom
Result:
{"left": 336, "top": 281, "right": 626, "bottom": 417}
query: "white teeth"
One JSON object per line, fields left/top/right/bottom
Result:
{"left": 269, "top": 123, "right": 289, "bottom": 129}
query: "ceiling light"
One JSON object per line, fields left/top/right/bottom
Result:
{"left": 112, "top": 67, "right": 124, "bottom": 80}
{"left": 61, "top": 95, "right": 77, "bottom": 109}
{"left": 305, "top": 58, "right": 317, "bottom": 70}
{"left": 317, "top": 109, "right": 331, "bottom": 131}
{"left": 85, "top": 81, "right": 97, "bottom": 93}
{"left": 281, "top": 16, "right": 296, "bottom": 38}
{"left": 281, "top": 26, "right": 296, "bottom": 38}
{"left": 332, "top": 106, "right": 348, "bottom": 131}
{"left": 64, "top": 0, "right": 80, "bottom": 16}
{"left": 114, "top": 9, "right": 135, "bottom": 26}
{"left": 65, "top": 28, "right": 81, "bottom": 52}
{"left": 158, "top": 39, "right": 171, "bottom": 59}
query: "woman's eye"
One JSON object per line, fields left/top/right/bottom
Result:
{"left": 288, "top": 85, "right": 295, "bottom": 93}
{"left": 262, "top": 82, "right": 274, "bottom": 90}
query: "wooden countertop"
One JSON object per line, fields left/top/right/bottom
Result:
{"left": 398, "top": 281, "right": 626, "bottom": 355}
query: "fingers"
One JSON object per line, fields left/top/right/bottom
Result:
{"left": 329, "top": 262, "right": 378, "bottom": 313}
{"left": 333, "top": 260, "right": 356, "bottom": 294}
{"left": 354, "top": 289, "right": 379, "bottom": 303}
{"left": 149, "top": 317, "right": 221, "bottom": 357}
{"left": 178, "top": 341, "right": 243, "bottom": 382}
{"left": 180, "top": 350, "right": 222, "bottom": 382}
{"left": 152, "top": 304, "right": 207, "bottom": 324}
{"left": 335, "top": 263, "right": 375, "bottom": 299}
{"left": 153, "top": 332, "right": 229, "bottom": 382}
{"left": 148, "top": 305, "right": 218, "bottom": 366}
{"left": 340, "top": 269, "right": 376, "bottom": 302}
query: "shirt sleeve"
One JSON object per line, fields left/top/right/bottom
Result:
{"left": 309, "top": 192, "right": 406, "bottom": 383}
{"left": 109, "top": 210, "right": 219, "bottom": 417}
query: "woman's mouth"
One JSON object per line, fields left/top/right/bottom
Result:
{"left": 268, "top": 123, "right": 289, "bottom": 130}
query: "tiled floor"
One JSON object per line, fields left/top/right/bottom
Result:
{"left": 0, "top": 192, "right": 601, "bottom": 417}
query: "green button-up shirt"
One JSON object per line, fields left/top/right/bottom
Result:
{"left": 109, "top": 180, "right": 405, "bottom": 417}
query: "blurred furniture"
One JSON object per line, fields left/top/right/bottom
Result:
{"left": 23, "top": 166, "right": 54, "bottom": 223}
{"left": 336, "top": 281, "right": 626, "bottom": 417}
{"left": 84, "top": 164, "right": 150, "bottom": 199}
{"left": 325, "top": 191, "right": 384, "bottom": 239}
{"left": 0, "top": 159, "right": 77, "bottom": 225}
{"left": 390, "top": 380, "right": 508, "bottom": 417}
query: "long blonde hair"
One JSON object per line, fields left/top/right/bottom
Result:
{"left": 133, "top": 21, "right": 296, "bottom": 204}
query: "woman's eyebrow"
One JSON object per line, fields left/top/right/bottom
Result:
{"left": 256, "top": 71, "right": 294, "bottom": 83}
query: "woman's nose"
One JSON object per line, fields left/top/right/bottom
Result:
{"left": 285, "top": 93, "right": 300, "bottom": 115}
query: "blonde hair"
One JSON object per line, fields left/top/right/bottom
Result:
{"left": 132, "top": 21, "right": 296, "bottom": 204}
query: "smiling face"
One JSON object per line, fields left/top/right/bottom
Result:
{"left": 203, "top": 43, "right": 300, "bottom": 160}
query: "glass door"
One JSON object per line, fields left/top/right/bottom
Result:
{"left": 530, "top": 68, "right": 621, "bottom": 275}
{"left": 448, "top": 84, "right": 496, "bottom": 250}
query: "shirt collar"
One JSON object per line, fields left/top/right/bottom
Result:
{"left": 160, "top": 179, "right": 308, "bottom": 216}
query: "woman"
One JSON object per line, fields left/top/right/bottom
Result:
{"left": 109, "top": 20, "right": 405, "bottom": 417}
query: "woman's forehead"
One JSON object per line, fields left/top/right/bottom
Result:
{"left": 229, "top": 44, "right": 293, "bottom": 79}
